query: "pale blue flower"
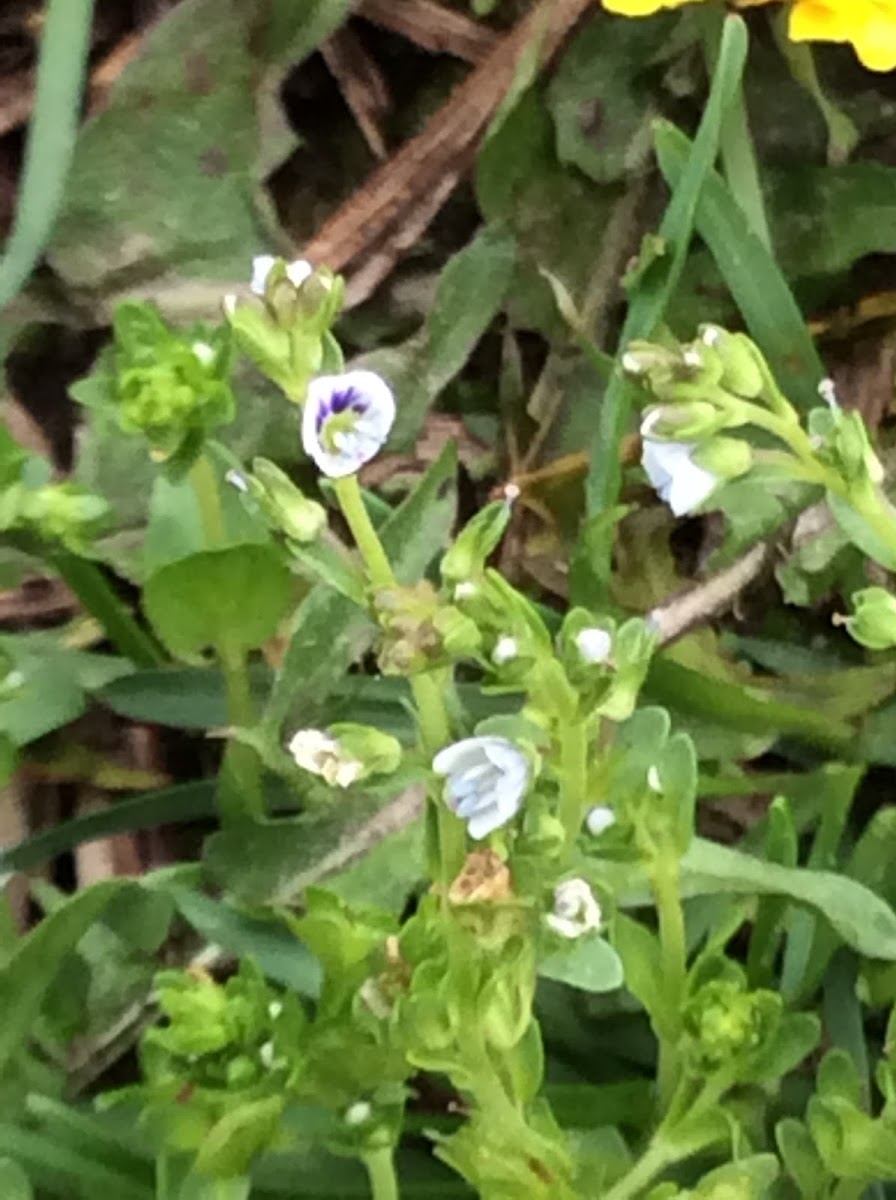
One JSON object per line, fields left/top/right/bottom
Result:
{"left": 585, "top": 805, "right": 615, "bottom": 836}
{"left": 302, "top": 370, "right": 395, "bottom": 478}
{"left": 575, "top": 627, "right": 612, "bottom": 665}
{"left": 432, "top": 735, "right": 530, "bottom": 840}
{"left": 641, "top": 409, "right": 719, "bottom": 517}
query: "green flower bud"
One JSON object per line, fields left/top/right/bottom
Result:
{"left": 841, "top": 587, "right": 896, "bottom": 650}
{"left": 249, "top": 458, "right": 326, "bottom": 543}
{"left": 809, "top": 406, "right": 884, "bottom": 488}
{"left": 692, "top": 436, "right": 753, "bottom": 482}
{"left": 329, "top": 723, "right": 402, "bottom": 778}
{"left": 441, "top": 497, "right": 513, "bottom": 586}
{"left": 640, "top": 401, "right": 729, "bottom": 441}
{"left": 683, "top": 978, "right": 781, "bottom": 1073}
{"left": 432, "top": 605, "right": 482, "bottom": 659}
{"left": 698, "top": 325, "right": 766, "bottom": 400}
{"left": 6, "top": 481, "right": 109, "bottom": 552}
{"left": 477, "top": 944, "right": 535, "bottom": 1050}
{"left": 224, "top": 300, "right": 295, "bottom": 394}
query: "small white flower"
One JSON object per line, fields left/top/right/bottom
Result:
{"left": 575, "top": 627, "right": 612, "bottom": 665}
{"left": 492, "top": 636, "right": 518, "bottom": 665}
{"left": 585, "top": 806, "right": 616, "bottom": 836}
{"left": 259, "top": 1040, "right": 275, "bottom": 1069}
{"left": 268, "top": 1001, "right": 283, "bottom": 1020}
{"left": 622, "top": 351, "right": 645, "bottom": 375}
{"left": 546, "top": 878, "right": 602, "bottom": 939}
{"left": 641, "top": 410, "right": 719, "bottom": 517}
{"left": 647, "top": 765, "right": 662, "bottom": 793}
{"left": 433, "top": 736, "right": 530, "bottom": 840}
{"left": 503, "top": 483, "right": 521, "bottom": 502}
{"left": 302, "top": 370, "right": 395, "bottom": 478}
{"left": 287, "top": 728, "right": 363, "bottom": 788}
{"left": 225, "top": 469, "right": 249, "bottom": 493}
{"left": 345, "top": 1101, "right": 372, "bottom": 1127}
{"left": 454, "top": 581, "right": 478, "bottom": 601}
{"left": 701, "top": 325, "right": 722, "bottom": 347}
{"left": 192, "top": 341, "right": 215, "bottom": 366}
{"left": 818, "top": 378, "right": 839, "bottom": 411}
{"left": 250, "top": 255, "right": 313, "bottom": 296}
{"left": 682, "top": 347, "right": 703, "bottom": 369}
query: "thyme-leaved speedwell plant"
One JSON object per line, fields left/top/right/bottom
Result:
{"left": 12, "top": 245, "right": 896, "bottom": 1200}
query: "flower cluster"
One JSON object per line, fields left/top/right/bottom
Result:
{"left": 601, "top": 0, "right": 896, "bottom": 72}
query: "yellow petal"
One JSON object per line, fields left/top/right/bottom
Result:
{"left": 789, "top": 0, "right": 861, "bottom": 42}
{"left": 853, "top": 14, "right": 896, "bottom": 70}
{"left": 601, "top": 0, "right": 695, "bottom": 14}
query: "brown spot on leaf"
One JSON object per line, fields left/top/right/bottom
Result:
{"left": 184, "top": 50, "right": 213, "bottom": 95}
{"left": 200, "top": 147, "right": 228, "bottom": 177}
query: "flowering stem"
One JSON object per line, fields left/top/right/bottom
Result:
{"left": 362, "top": 1147, "right": 400, "bottom": 1200}
{"left": 603, "top": 1137, "right": 676, "bottom": 1200}
{"left": 189, "top": 453, "right": 264, "bottom": 823}
{"left": 332, "top": 474, "right": 396, "bottom": 592}
{"left": 332, "top": 474, "right": 465, "bottom": 883}
{"left": 559, "top": 720, "right": 589, "bottom": 855}
{"left": 651, "top": 854, "right": 687, "bottom": 1115}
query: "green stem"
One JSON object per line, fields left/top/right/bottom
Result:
{"left": 332, "top": 473, "right": 466, "bottom": 882}
{"left": 652, "top": 856, "right": 688, "bottom": 1114}
{"left": 603, "top": 1137, "right": 675, "bottom": 1200}
{"left": 189, "top": 453, "right": 263, "bottom": 823}
{"left": 411, "top": 671, "right": 466, "bottom": 884}
{"left": 362, "top": 1148, "right": 400, "bottom": 1200}
{"left": 49, "top": 551, "right": 164, "bottom": 666}
{"left": 332, "top": 475, "right": 396, "bottom": 591}
{"left": 559, "top": 720, "right": 589, "bottom": 854}
{"left": 155, "top": 1154, "right": 169, "bottom": 1200}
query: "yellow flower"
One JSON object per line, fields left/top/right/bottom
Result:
{"left": 601, "top": 0, "right": 896, "bottom": 71}
{"left": 789, "top": 1, "right": 896, "bottom": 71}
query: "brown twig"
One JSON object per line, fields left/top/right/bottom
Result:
{"left": 321, "top": 24, "right": 392, "bottom": 161}
{"left": 304, "top": 0, "right": 592, "bottom": 305}
{"left": 356, "top": 0, "right": 500, "bottom": 63}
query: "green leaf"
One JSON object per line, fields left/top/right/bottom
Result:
{"left": 0, "top": 0, "right": 94, "bottom": 305}
{"left": 195, "top": 1097, "right": 284, "bottom": 1178}
{"left": 46, "top": 0, "right": 290, "bottom": 295}
{"left": 585, "top": 15, "right": 749, "bottom": 518}
{"left": 612, "top": 914, "right": 664, "bottom": 1020}
{"left": 167, "top": 885, "right": 322, "bottom": 995}
{"left": 143, "top": 543, "right": 292, "bottom": 657}
{"left": 0, "top": 1158, "right": 32, "bottom": 1200}
{"left": 598, "top": 838, "right": 896, "bottom": 960}
{"left": 539, "top": 936, "right": 624, "bottom": 994}
{"left": 0, "top": 880, "right": 128, "bottom": 1075}
{"left": 775, "top": 1117, "right": 829, "bottom": 1199}
{"left": 654, "top": 121, "right": 825, "bottom": 412}
{"left": 204, "top": 785, "right": 422, "bottom": 906}
{"left": 367, "top": 226, "right": 517, "bottom": 448}
{"left": 0, "top": 781, "right": 217, "bottom": 876}
{"left": 263, "top": 441, "right": 457, "bottom": 734}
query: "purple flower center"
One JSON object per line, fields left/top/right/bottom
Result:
{"left": 315, "top": 386, "right": 367, "bottom": 431}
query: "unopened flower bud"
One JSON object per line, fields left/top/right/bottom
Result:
{"left": 575, "top": 626, "right": 613, "bottom": 665}
{"left": 287, "top": 723, "right": 401, "bottom": 787}
{"left": 839, "top": 587, "right": 896, "bottom": 651}
{"left": 250, "top": 457, "right": 326, "bottom": 543}
{"left": 491, "top": 635, "right": 518, "bottom": 665}
{"left": 585, "top": 806, "right": 616, "bottom": 836}
{"left": 692, "top": 436, "right": 753, "bottom": 483}
{"left": 441, "top": 498, "right": 513, "bottom": 586}
{"left": 698, "top": 325, "right": 766, "bottom": 400}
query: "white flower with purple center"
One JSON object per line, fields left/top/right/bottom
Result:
{"left": 432, "top": 736, "right": 530, "bottom": 840}
{"left": 302, "top": 370, "right": 395, "bottom": 478}
{"left": 250, "top": 255, "right": 313, "bottom": 296}
{"left": 546, "top": 878, "right": 602, "bottom": 939}
{"left": 641, "top": 410, "right": 719, "bottom": 517}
